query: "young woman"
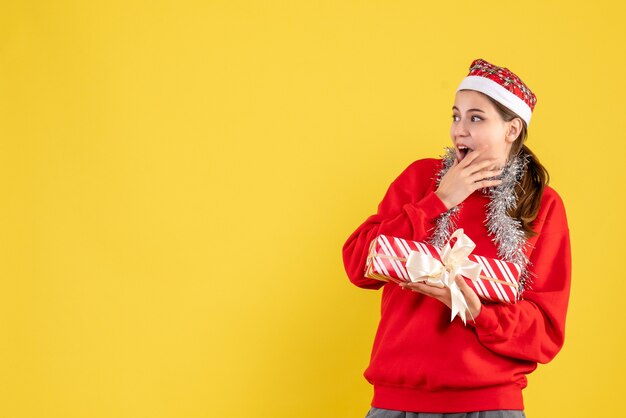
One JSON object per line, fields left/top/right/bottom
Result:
{"left": 342, "top": 59, "right": 571, "bottom": 418}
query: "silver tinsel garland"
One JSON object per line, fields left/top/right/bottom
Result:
{"left": 429, "top": 147, "right": 533, "bottom": 296}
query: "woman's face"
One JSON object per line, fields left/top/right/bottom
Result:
{"left": 450, "top": 90, "right": 516, "bottom": 169}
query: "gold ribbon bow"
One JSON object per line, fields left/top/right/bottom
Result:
{"left": 405, "top": 229, "right": 482, "bottom": 324}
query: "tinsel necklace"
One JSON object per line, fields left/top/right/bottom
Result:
{"left": 429, "top": 147, "right": 532, "bottom": 295}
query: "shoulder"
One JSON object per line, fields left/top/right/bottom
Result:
{"left": 540, "top": 185, "right": 567, "bottom": 213}
{"left": 395, "top": 158, "right": 442, "bottom": 183}
{"left": 406, "top": 157, "right": 442, "bottom": 171}
{"left": 379, "top": 158, "right": 443, "bottom": 201}
{"left": 534, "top": 185, "right": 569, "bottom": 233}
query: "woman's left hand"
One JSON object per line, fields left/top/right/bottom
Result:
{"left": 401, "top": 275, "right": 482, "bottom": 321}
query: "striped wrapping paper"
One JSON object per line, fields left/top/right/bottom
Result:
{"left": 364, "top": 234, "right": 522, "bottom": 304}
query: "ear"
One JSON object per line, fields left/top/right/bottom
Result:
{"left": 505, "top": 118, "right": 523, "bottom": 143}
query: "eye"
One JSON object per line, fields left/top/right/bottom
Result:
{"left": 451, "top": 114, "right": 481, "bottom": 122}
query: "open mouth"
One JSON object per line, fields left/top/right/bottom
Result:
{"left": 457, "top": 145, "right": 473, "bottom": 160}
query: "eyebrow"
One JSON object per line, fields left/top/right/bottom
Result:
{"left": 452, "top": 106, "right": 486, "bottom": 113}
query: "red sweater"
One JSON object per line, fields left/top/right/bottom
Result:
{"left": 342, "top": 158, "right": 571, "bottom": 413}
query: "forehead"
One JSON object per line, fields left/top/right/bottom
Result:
{"left": 453, "top": 90, "right": 496, "bottom": 112}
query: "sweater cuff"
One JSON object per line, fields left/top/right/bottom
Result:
{"left": 403, "top": 190, "right": 449, "bottom": 221}
{"left": 466, "top": 304, "right": 499, "bottom": 333}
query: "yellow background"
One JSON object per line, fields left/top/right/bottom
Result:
{"left": 1, "top": 1, "right": 624, "bottom": 417}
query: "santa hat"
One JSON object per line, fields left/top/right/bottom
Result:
{"left": 457, "top": 59, "right": 537, "bottom": 126}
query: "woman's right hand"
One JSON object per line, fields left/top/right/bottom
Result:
{"left": 435, "top": 151, "right": 503, "bottom": 210}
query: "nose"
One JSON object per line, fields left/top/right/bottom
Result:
{"left": 452, "top": 119, "right": 469, "bottom": 138}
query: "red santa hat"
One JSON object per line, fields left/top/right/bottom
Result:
{"left": 457, "top": 59, "right": 537, "bottom": 126}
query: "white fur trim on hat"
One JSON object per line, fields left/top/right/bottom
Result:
{"left": 457, "top": 75, "right": 532, "bottom": 126}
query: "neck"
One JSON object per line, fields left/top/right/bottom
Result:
{"left": 432, "top": 147, "right": 532, "bottom": 294}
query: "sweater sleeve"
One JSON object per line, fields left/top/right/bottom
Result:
{"left": 342, "top": 159, "right": 450, "bottom": 290}
{"left": 466, "top": 192, "right": 572, "bottom": 364}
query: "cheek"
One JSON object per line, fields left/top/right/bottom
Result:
{"left": 477, "top": 126, "right": 506, "bottom": 147}
{"left": 473, "top": 134, "right": 503, "bottom": 155}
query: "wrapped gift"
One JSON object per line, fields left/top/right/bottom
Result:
{"left": 365, "top": 229, "right": 522, "bottom": 306}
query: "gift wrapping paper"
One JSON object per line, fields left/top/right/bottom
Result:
{"left": 365, "top": 234, "right": 522, "bottom": 304}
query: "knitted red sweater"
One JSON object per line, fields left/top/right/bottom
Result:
{"left": 342, "top": 158, "right": 571, "bottom": 413}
